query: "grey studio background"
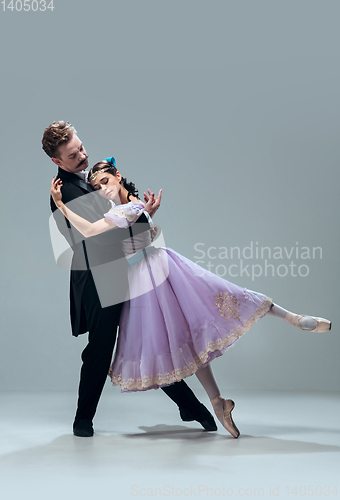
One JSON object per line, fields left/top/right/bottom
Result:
{"left": 0, "top": 0, "right": 339, "bottom": 398}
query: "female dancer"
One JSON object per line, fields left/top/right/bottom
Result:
{"left": 50, "top": 159, "right": 331, "bottom": 438}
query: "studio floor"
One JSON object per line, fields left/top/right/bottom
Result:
{"left": 0, "top": 389, "right": 339, "bottom": 500}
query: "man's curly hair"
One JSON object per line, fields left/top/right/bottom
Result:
{"left": 42, "top": 121, "right": 77, "bottom": 158}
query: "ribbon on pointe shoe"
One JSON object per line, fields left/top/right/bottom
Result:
{"left": 284, "top": 312, "right": 331, "bottom": 332}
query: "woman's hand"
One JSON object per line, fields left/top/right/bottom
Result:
{"left": 144, "top": 191, "right": 155, "bottom": 215}
{"left": 50, "top": 177, "right": 63, "bottom": 207}
{"left": 144, "top": 189, "right": 162, "bottom": 218}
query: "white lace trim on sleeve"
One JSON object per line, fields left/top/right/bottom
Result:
{"left": 104, "top": 202, "right": 145, "bottom": 227}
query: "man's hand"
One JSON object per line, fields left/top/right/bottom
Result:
{"left": 143, "top": 188, "right": 162, "bottom": 218}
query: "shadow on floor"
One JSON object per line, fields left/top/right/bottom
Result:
{"left": 1, "top": 424, "right": 340, "bottom": 473}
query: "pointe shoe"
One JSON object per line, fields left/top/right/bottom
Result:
{"left": 210, "top": 395, "right": 240, "bottom": 438}
{"left": 284, "top": 312, "right": 331, "bottom": 333}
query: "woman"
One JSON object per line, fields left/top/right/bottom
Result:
{"left": 50, "top": 159, "right": 331, "bottom": 438}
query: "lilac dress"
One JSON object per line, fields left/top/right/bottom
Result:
{"left": 104, "top": 201, "right": 273, "bottom": 393}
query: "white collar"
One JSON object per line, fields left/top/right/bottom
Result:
{"left": 74, "top": 170, "right": 89, "bottom": 182}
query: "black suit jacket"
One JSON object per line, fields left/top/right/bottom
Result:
{"left": 50, "top": 167, "right": 150, "bottom": 336}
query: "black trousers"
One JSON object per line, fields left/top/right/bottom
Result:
{"left": 74, "top": 273, "right": 204, "bottom": 423}
{"left": 74, "top": 272, "right": 122, "bottom": 422}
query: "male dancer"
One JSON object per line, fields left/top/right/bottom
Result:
{"left": 42, "top": 121, "right": 217, "bottom": 437}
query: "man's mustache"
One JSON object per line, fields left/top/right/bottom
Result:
{"left": 78, "top": 155, "right": 89, "bottom": 168}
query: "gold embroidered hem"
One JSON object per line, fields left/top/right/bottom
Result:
{"left": 109, "top": 297, "right": 273, "bottom": 392}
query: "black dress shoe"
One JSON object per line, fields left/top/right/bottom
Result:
{"left": 73, "top": 419, "right": 94, "bottom": 437}
{"left": 180, "top": 403, "right": 217, "bottom": 431}
{"left": 161, "top": 380, "right": 217, "bottom": 431}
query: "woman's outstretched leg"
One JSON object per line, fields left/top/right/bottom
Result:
{"left": 195, "top": 364, "right": 240, "bottom": 438}
{"left": 268, "top": 303, "right": 331, "bottom": 332}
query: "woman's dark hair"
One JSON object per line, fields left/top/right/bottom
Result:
{"left": 88, "top": 161, "right": 139, "bottom": 201}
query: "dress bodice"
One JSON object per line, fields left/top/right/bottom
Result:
{"left": 104, "top": 201, "right": 155, "bottom": 257}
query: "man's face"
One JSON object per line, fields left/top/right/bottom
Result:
{"left": 52, "top": 134, "right": 89, "bottom": 173}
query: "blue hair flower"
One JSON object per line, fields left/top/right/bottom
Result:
{"left": 104, "top": 157, "right": 116, "bottom": 167}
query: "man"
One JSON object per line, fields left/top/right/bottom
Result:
{"left": 42, "top": 121, "right": 217, "bottom": 437}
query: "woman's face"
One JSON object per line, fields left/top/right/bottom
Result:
{"left": 91, "top": 171, "right": 122, "bottom": 200}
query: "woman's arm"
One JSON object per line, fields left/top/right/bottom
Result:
{"left": 51, "top": 178, "right": 117, "bottom": 238}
